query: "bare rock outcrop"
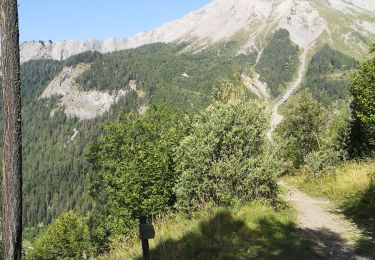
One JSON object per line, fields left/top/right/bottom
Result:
{"left": 41, "top": 64, "right": 131, "bottom": 120}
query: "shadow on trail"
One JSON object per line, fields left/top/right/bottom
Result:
{"left": 135, "top": 210, "right": 327, "bottom": 260}
{"left": 302, "top": 227, "right": 358, "bottom": 260}
{"left": 342, "top": 180, "right": 375, "bottom": 258}
{"left": 343, "top": 179, "right": 375, "bottom": 234}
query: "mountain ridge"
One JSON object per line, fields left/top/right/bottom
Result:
{"left": 17, "top": 0, "right": 375, "bottom": 63}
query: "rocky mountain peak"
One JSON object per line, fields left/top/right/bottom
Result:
{"left": 15, "top": 0, "right": 375, "bottom": 63}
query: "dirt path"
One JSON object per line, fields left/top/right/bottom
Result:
{"left": 280, "top": 182, "right": 372, "bottom": 260}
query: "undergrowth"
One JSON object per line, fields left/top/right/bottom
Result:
{"left": 100, "top": 201, "right": 320, "bottom": 260}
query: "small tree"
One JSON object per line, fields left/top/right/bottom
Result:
{"left": 276, "top": 90, "right": 326, "bottom": 168}
{"left": 349, "top": 59, "right": 375, "bottom": 157}
{"left": 212, "top": 67, "right": 247, "bottom": 102}
{"left": 87, "top": 106, "right": 184, "bottom": 250}
{"left": 174, "top": 78, "right": 280, "bottom": 210}
{"left": 27, "top": 211, "right": 91, "bottom": 259}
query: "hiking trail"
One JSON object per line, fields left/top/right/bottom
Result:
{"left": 281, "top": 181, "right": 374, "bottom": 259}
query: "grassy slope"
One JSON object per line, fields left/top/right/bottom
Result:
{"left": 284, "top": 160, "right": 375, "bottom": 240}
{"left": 102, "top": 201, "right": 320, "bottom": 260}
{"left": 312, "top": 1, "right": 375, "bottom": 61}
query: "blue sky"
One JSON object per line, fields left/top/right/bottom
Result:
{"left": 18, "top": 0, "right": 211, "bottom": 42}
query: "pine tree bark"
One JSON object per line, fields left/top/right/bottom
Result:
{"left": 0, "top": 0, "right": 23, "bottom": 259}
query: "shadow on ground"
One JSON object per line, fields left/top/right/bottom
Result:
{"left": 342, "top": 180, "right": 375, "bottom": 258}
{"left": 302, "top": 227, "right": 359, "bottom": 260}
{"left": 135, "top": 210, "right": 336, "bottom": 260}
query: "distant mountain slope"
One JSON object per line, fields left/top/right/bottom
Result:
{"left": 16, "top": 0, "right": 375, "bottom": 63}
{"left": 302, "top": 44, "right": 358, "bottom": 105}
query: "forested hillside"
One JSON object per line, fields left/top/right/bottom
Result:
{"left": 77, "top": 42, "right": 256, "bottom": 112}
{"left": 256, "top": 29, "right": 300, "bottom": 97}
{"left": 302, "top": 44, "right": 358, "bottom": 105}
{"left": 1, "top": 31, "right": 359, "bottom": 230}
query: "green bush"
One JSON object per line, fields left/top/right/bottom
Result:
{"left": 349, "top": 59, "right": 375, "bottom": 157}
{"left": 26, "top": 211, "right": 91, "bottom": 259}
{"left": 276, "top": 90, "right": 326, "bottom": 168}
{"left": 87, "top": 106, "right": 185, "bottom": 251}
{"left": 303, "top": 148, "right": 341, "bottom": 178}
{"left": 174, "top": 94, "right": 279, "bottom": 210}
{"left": 276, "top": 91, "right": 352, "bottom": 175}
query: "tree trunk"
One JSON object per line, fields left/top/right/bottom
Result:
{"left": 0, "top": 0, "right": 23, "bottom": 259}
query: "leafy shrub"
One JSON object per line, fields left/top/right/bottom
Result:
{"left": 87, "top": 106, "right": 185, "bottom": 250}
{"left": 276, "top": 90, "right": 326, "bottom": 168}
{"left": 277, "top": 91, "right": 351, "bottom": 175}
{"left": 26, "top": 211, "right": 91, "bottom": 259}
{"left": 174, "top": 96, "right": 279, "bottom": 210}
{"left": 303, "top": 148, "right": 341, "bottom": 178}
{"left": 349, "top": 59, "right": 375, "bottom": 157}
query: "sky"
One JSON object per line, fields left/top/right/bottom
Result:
{"left": 18, "top": 0, "right": 211, "bottom": 42}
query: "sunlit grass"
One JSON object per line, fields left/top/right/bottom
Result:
{"left": 99, "top": 201, "right": 319, "bottom": 260}
{"left": 284, "top": 160, "right": 374, "bottom": 202}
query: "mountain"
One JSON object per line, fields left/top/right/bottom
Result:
{"left": 0, "top": 0, "right": 373, "bottom": 231}
{"left": 18, "top": 0, "right": 375, "bottom": 62}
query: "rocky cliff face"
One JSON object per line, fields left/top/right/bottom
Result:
{"left": 41, "top": 64, "right": 132, "bottom": 120}
{"left": 20, "top": 38, "right": 128, "bottom": 63}
{"left": 18, "top": 0, "right": 375, "bottom": 63}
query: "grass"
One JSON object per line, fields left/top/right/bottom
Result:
{"left": 284, "top": 160, "right": 375, "bottom": 256}
{"left": 100, "top": 201, "right": 320, "bottom": 260}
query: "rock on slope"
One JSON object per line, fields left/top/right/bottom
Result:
{"left": 41, "top": 64, "right": 132, "bottom": 120}
{"left": 18, "top": 0, "right": 375, "bottom": 63}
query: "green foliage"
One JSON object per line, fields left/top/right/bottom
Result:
{"left": 212, "top": 68, "right": 248, "bottom": 102}
{"left": 349, "top": 59, "right": 375, "bottom": 157}
{"left": 277, "top": 91, "right": 351, "bottom": 176}
{"left": 256, "top": 29, "right": 300, "bottom": 97}
{"left": 174, "top": 91, "right": 279, "bottom": 210}
{"left": 63, "top": 51, "right": 102, "bottom": 67}
{"left": 303, "top": 148, "right": 341, "bottom": 178}
{"left": 0, "top": 42, "right": 255, "bottom": 230}
{"left": 304, "top": 102, "right": 352, "bottom": 177}
{"left": 323, "top": 101, "right": 352, "bottom": 157}
{"left": 87, "top": 106, "right": 185, "bottom": 250}
{"left": 276, "top": 91, "right": 326, "bottom": 168}
{"left": 26, "top": 211, "right": 91, "bottom": 259}
{"left": 303, "top": 44, "right": 358, "bottom": 105}
{"left": 0, "top": 56, "right": 147, "bottom": 229}
{"left": 370, "top": 43, "right": 375, "bottom": 55}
